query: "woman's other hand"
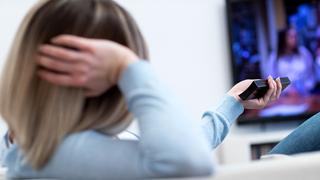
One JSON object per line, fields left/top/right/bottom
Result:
{"left": 37, "top": 35, "right": 138, "bottom": 97}
{"left": 227, "top": 76, "right": 282, "bottom": 109}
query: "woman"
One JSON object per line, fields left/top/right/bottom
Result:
{"left": 1, "top": 0, "right": 213, "bottom": 178}
{"left": 36, "top": 36, "right": 320, "bottom": 167}
{"left": 266, "top": 28, "right": 315, "bottom": 97}
{"left": 1, "top": 0, "right": 281, "bottom": 179}
{"left": 35, "top": 34, "right": 320, "bottom": 159}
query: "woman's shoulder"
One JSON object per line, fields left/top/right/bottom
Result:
{"left": 298, "top": 46, "right": 312, "bottom": 55}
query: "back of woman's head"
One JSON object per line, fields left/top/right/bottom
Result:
{"left": 0, "top": 0, "right": 148, "bottom": 169}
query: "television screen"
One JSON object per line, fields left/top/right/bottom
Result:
{"left": 227, "top": 0, "right": 320, "bottom": 124}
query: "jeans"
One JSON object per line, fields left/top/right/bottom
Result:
{"left": 270, "top": 112, "right": 320, "bottom": 155}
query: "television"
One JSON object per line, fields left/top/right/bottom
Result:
{"left": 227, "top": 0, "right": 320, "bottom": 124}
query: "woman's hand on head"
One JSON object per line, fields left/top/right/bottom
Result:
{"left": 37, "top": 35, "right": 139, "bottom": 97}
{"left": 227, "top": 76, "right": 282, "bottom": 109}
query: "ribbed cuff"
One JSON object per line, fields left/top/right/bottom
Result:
{"left": 214, "top": 95, "right": 244, "bottom": 124}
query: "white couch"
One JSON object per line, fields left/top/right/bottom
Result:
{"left": 158, "top": 152, "right": 320, "bottom": 180}
{"left": 2, "top": 152, "right": 320, "bottom": 179}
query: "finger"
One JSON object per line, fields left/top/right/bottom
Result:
{"left": 263, "top": 77, "right": 275, "bottom": 103}
{"left": 39, "top": 44, "right": 86, "bottom": 62}
{"left": 37, "top": 55, "right": 76, "bottom": 74}
{"left": 270, "top": 79, "right": 277, "bottom": 101}
{"left": 37, "top": 55, "right": 90, "bottom": 75}
{"left": 275, "top": 78, "right": 282, "bottom": 99}
{"left": 51, "top": 35, "right": 93, "bottom": 52}
{"left": 247, "top": 98, "right": 268, "bottom": 109}
{"left": 38, "top": 70, "right": 87, "bottom": 87}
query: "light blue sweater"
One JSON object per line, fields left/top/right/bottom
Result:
{"left": 4, "top": 61, "right": 244, "bottom": 179}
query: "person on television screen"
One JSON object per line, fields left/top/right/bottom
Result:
{"left": 267, "top": 28, "right": 315, "bottom": 98}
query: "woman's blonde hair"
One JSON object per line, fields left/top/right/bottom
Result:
{"left": 0, "top": 0, "right": 148, "bottom": 169}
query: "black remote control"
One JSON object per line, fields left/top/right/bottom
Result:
{"left": 239, "top": 77, "right": 291, "bottom": 101}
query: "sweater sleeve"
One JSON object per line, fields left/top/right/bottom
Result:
{"left": 4, "top": 61, "right": 213, "bottom": 179}
{"left": 201, "top": 95, "right": 244, "bottom": 149}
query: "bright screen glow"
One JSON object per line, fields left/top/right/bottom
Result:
{"left": 228, "top": 0, "right": 320, "bottom": 123}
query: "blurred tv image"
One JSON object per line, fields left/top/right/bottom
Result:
{"left": 227, "top": 0, "right": 320, "bottom": 123}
